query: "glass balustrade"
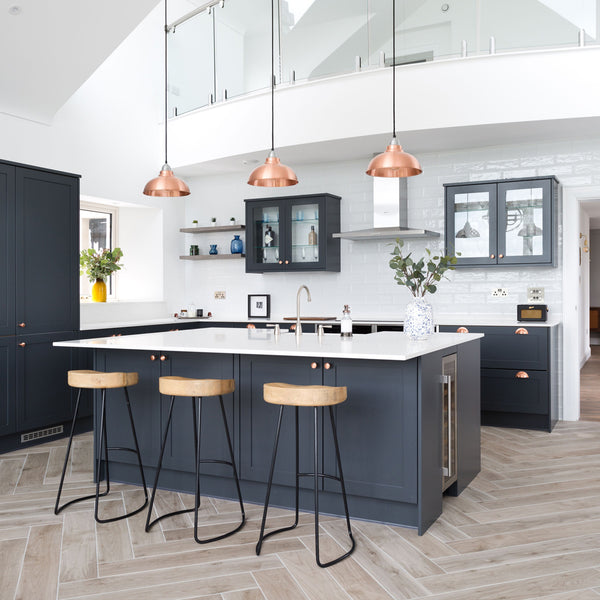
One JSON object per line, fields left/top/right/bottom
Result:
{"left": 168, "top": 0, "right": 599, "bottom": 117}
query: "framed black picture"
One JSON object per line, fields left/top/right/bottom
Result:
{"left": 248, "top": 294, "right": 270, "bottom": 318}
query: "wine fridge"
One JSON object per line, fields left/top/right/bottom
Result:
{"left": 441, "top": 354, "right": 457, "bottom": 491}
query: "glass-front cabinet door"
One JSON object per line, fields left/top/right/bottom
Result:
{"left": 248, "top": 200, "right": 282, "bottom": 272}
{"left": 445, "top": 177, "right": 556, "bottom": 267}
{"left": 445, "top": 183, "right": 497, "bottom": 266}
{"left": 497, "top": 179, "right": 553, "bottom": 265}
{"left": 245, "top": 194, "right": 340, "bottom": 273}
{"left": 288, "top": 199, "right": 321, "bottom": 269}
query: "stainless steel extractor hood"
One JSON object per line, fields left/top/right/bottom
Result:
{"left": 333, "top": 178, "right": 440, "bottom": 241}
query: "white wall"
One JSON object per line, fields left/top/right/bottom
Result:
{"left": 177, "top": 136, "right": 600, "bottom": 323}
{"left": 591, "top": 229, "right": 600, "bottom": 306}
{"left": 0, "top": 3, "right": 187, "bottom": 325}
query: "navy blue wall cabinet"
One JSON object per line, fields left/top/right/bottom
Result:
{"left": 445, "top": 176, "right": 558, "bottom": 267}
{"left": 0, "top": 159, "right": 80, "bottom": 453}
{"left": 244, "top": 193, "right": 341, "bottom": 273}
{"left": 440, "top": 324, "right": 558, "bottom": 431}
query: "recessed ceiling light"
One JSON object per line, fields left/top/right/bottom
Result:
{"left": 243, "top": 159, "right": 260, "bottom": 165}
{"left": 8, "top": 5, "right": 22, "bottom": 15}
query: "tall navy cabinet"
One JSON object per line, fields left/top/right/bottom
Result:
{"left": 0, "top": 159, "right": 80, "bottom": 452}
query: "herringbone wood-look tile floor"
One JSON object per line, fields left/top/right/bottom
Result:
{"left": 2, "top": 423, "right": 600, "bottom": 600}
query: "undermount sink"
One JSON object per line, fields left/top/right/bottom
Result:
{"left": 283, "top": 316, "right": 336, "bottom": 321}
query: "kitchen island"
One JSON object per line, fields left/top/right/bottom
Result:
{"left": 56, "top": 327, "right": 482, "bottom": 534}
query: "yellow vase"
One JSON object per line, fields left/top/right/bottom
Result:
{"left": 91, "top": 278, "right": 107, "bottom": 302}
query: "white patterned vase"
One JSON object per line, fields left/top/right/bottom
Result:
{"left": 404, "top": 297, "right": 434, "bottom": 341}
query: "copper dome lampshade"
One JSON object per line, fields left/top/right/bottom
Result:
{"left": 144, "top": 0, "right": 190, "bottom": 197}
{"left": 248, "top": 0, "right": 298, "bottom": 187}
{"left": 367, "top": 0, "right": 421, "bottom": 179}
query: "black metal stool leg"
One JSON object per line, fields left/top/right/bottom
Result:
{"left": 94, "top": 389, "right": 109, "bottom": 522}
{"left": 55, "top": 388, "right": 109, "bottom": 515}
{"left": 145, "top": 395, "right": 176, "bottom": 531}
{"left": 315, "top": 405, "right": 356, "bottom": 568}
{"left": 194, "top": 395, "right": 246, "bottom": 544}
{"left": 256, "top": 405, "right": 301, "bottom": 554}
{"left": 95, "top": 387, "right": 149, "bottom": 524}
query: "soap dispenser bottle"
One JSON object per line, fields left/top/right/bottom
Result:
{"left": 341, "top": 304, "right": 353, "bottom": 337}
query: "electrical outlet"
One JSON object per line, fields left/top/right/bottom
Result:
{"left": 491, "top": 288, "right": 508, "bottom": 298}
{"left": 214, "top": 291, "right": 226, "bottom": 300}
{"left": 527, "top": 287, "right": 545, "bottom": 302}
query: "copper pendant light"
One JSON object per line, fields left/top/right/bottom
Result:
{"left": 144, "top": 0, "right": 190, "bottom": 197}
{"left": 366, "top": 0, "right": 421, "bottom": 178}
{"left": 248, "top": 0, "right": 298, "bottom": 187}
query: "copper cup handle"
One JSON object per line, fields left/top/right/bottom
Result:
{"left": 18, "top": 322, "right": 26, "bottom": 328}
{"left": 324, "top": 362, "right": 332, "bottom": 370}
{"left": 310, "top": 361, "right": 318, "bottom": 369}
{"left": 515, "top": 371, "right": 529, "bottom": 379}
{"left": 515, "top": 328, "right": 529, "bottom": 335}
{"left": 457, "top": 327, "right": 469, "bottom": 333}
{"left": 18, "top": 342, "right": 26, "bottom": 347}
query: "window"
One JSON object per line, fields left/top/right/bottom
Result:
{"left": 80, "top": 201, "right": 118, "bottom": 299}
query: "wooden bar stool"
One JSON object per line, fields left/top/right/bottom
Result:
{"left": 54, "top": 370, "right": 149, "bottom": 523}
{"left": 145, "top": 376, "right": 245, "bottom": 543}
{"left": 256, "top": 382, "right": 356, "bottom": 568}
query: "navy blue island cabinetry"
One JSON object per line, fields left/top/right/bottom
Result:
{"left": 60, "top": 328, "right": 482, "bottom": 534}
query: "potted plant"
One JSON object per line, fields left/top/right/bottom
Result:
{"left": 389, "top": 240, "right": 458, "bottom": 340}
{"left": 80, "top": 247, "right": 124, "bottom": 302}
{"left": 230, "top": 217, "right": 236, "bottom": 225}
{"left": 192, "top": 219, "right": 198, "bottom": 227}
{"left": 211, "top": 217, "right": 217, "bottom": 226}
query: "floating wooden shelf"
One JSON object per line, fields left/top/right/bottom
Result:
{"left": 180, "top": 254, "right": 245, "bottom": 261}
{"left": 180, "top": 224, "right": 245, "bottom": 234}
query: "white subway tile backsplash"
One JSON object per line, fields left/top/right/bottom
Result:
{"left": 180, "top": 138, "right": 600, "bottom": 321}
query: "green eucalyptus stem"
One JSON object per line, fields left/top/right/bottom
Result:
{"left": 388, "top": 240, "right": 458, "bottom": 298}
{"left": 80, "top": 247, "right": 124, "bottom": 282}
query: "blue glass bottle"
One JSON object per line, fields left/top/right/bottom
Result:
{"left": 230, "top": 235, "right": 243, "bottom": 254}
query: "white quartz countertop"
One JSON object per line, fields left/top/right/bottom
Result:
{"left": 56, "top": 327, "right": 483, "bottom": 361}
{"left": 80, "top": 314, "right": 560, "bottom": 331}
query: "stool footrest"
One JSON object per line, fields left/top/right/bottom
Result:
{"left": 298, "top": 472, "right": 342, "bottom": 483}
{"left": 106, "top": 446, "right": 139, "bottom": 454}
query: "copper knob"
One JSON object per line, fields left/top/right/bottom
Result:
{"left": 457, "top": 327, "right": 469, "bottom": 333}
{"left": 285, "top": 260, "right": 289, "bottom": 265}
{"left": 310, "top": 361, "right": 318, "bottom": 369}
{"left": 150, "top": 354, "right": 157, "bottom": 361}
{"left": 18, "top": 342, "right": 26, "bottom": 347}
{"left": 278, "top": 260, "right": 283, "bottom": 264}
{"left": 515, "top": 371, "right": 529, "bottom": 379}
{"left": 515, "top": 328, "right": 529, "bottom": 335}
{"left": 490, "top": 254, "right": 495, "bottom": 259}
{"left": 247, "top": 324, "right": 256, "bottom": 329}
{"left": 324, "top": 362, "right": 331, "bottom": 370}
{"left": 18, "top": 322, "right": 25, "bottom": 328}
{"left": 160, "top": 355, "right": 167, "bottom": 361}
{"left": 499, "top": 253, "right": 504, "bottom": 258}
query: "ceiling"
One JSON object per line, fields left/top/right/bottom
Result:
{"left": 0, "top": 0, "right": 160, "bottom": 123}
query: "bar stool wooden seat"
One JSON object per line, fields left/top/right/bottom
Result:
{"left": 55, "top": 370, "right": 148, "bottom": 523}
{"left": 256, "top": 382, "right": 356, "bottom": 568}
{"left": 145, "top": 376, "right": 245, "bottom": 543}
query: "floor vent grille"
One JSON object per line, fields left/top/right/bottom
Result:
{"left": 21, "top": 425, "right": 64, "bottom": 443}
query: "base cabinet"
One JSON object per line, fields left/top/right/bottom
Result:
{"left": 16, "top": 331, "right": 78, "bottom": 432}
{"left": 0, "top": 339, "right": 16, "bottom": 436}
{"left": 94, "top": 341, "right": 480, "bottom": 534}
{"left": 440, "top": 324, "right": 558, "bottom": 431}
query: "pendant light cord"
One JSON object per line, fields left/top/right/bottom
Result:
{"left": 164, "top": 0, "right": 169, "bottom": 165}
{"left": 270, "top": 0, "right": 275, "bottom": 152}
{"left": 392, "top": 0, "right": 396, "bottom": 139}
